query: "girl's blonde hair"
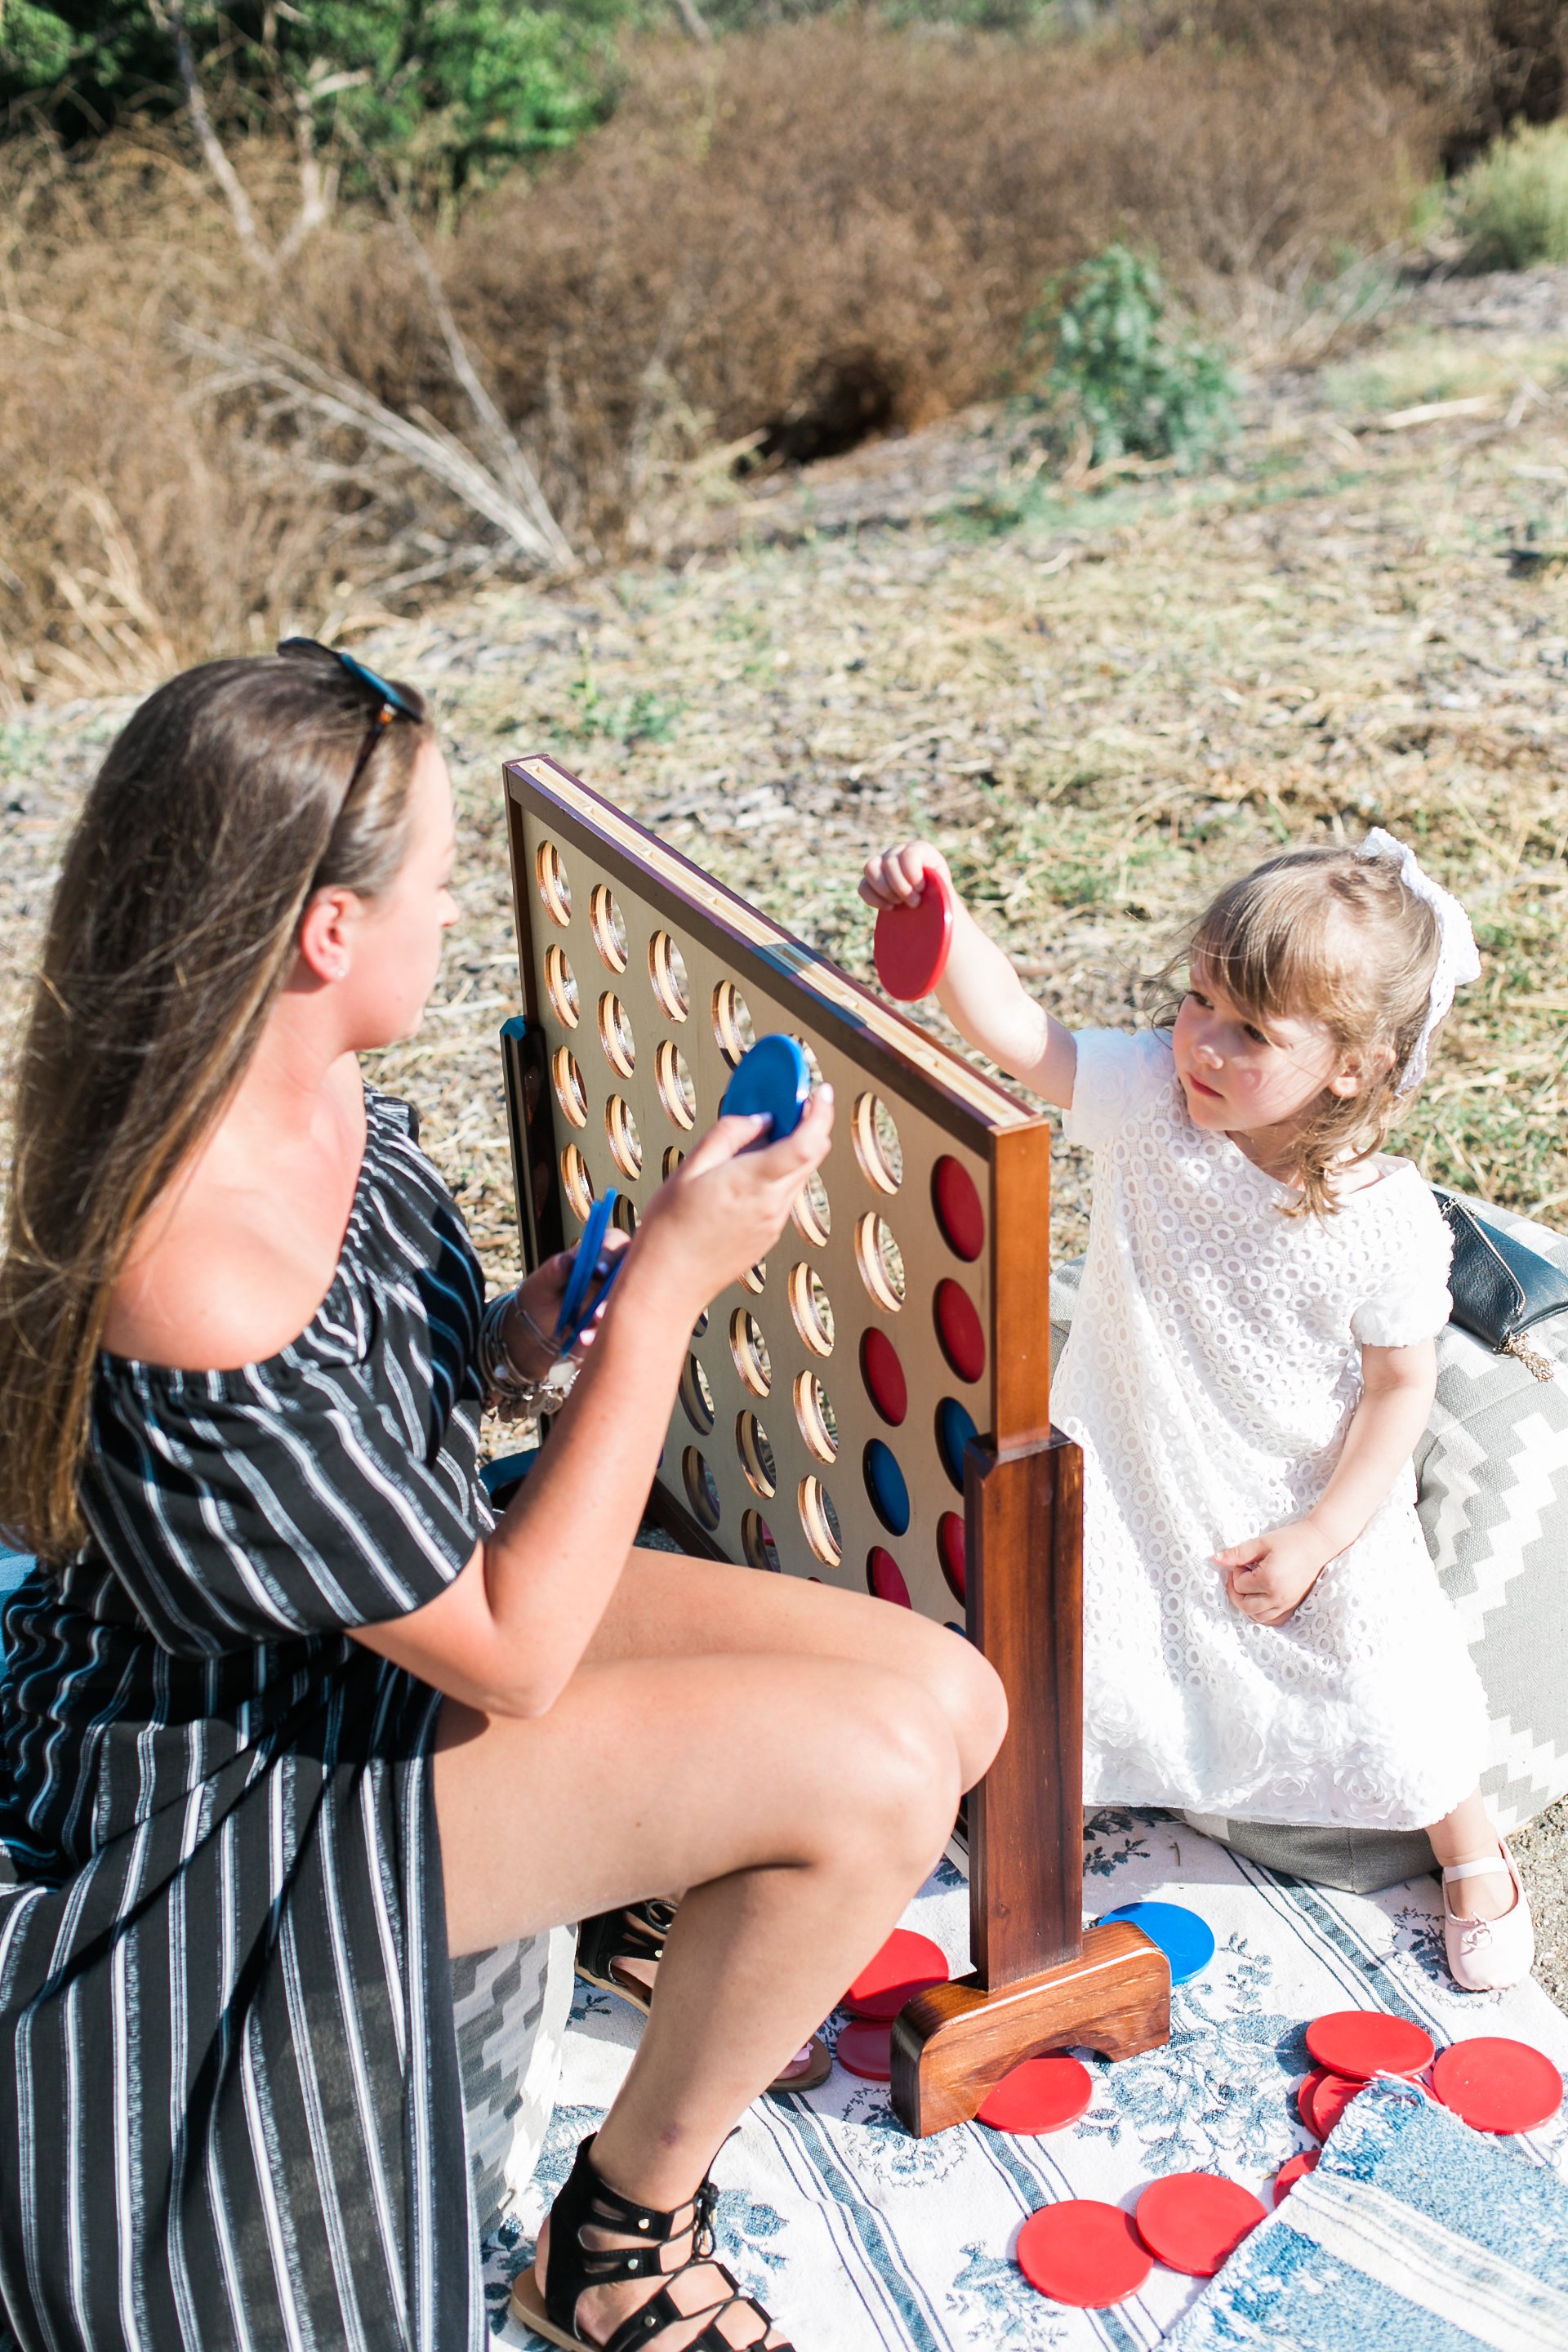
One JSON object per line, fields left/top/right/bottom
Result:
{"left": 1163, "top": 844, "right": 1443, "bottom": 1218}
{"left": 0, "top": 653, "right": 431, "bottom": 1561}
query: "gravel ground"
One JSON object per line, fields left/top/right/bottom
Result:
{"left": 2, "top": 269, "right": 1565, "bottom": 2006}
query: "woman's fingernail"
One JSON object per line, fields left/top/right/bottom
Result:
{"left": 820, "top": 1083, "right": 835, "bottom": 1103}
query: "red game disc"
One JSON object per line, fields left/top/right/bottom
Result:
{"left": 874, "top": 866, "right": 955, "bottom": 1003}
{"left": 835, "top": 2020, "right": 893, "bottom": 2081}
{"left": 1272, "top": 2151, "right": 1319, "bottom": 2203}
{"left": 1134, "top": 2175, "right": 1267, "bottom": 2278}
{"left": 842, "top": 1929, "right": 950, "bottom": 2021}
{"left": 866, "top": 1548, "right": 911, "bottom": 1609}
{"left": 932, "top": 1156, "right": 985, "bottom": 1261}
{"left": 1297, "top": 2069, "right": 1330, "bottom": 2136}
{"left": 1308, "top": 2074, "right": 1364, "bottom": 2141}
{"left": 860, "top": 1329, "right": 908, "bottom": 1426}
{"left": 937, "top": 1512, "right": 966, "bottom": 1605}
{"left": 1016, "top": 2203, "right": 1152, "bottom": 2309}
{"left": 934, "top": 1280, "right": 986, "bottom": 1383}
{"left": 977, "top": 2056, "right": 1094, "bottom": 2136}
{"left": 1432, "top": 2038, "right": 1564, "bottom": 2136}
{"left": 1305, "top": 2011, "right": 1434, "bottom": 2082}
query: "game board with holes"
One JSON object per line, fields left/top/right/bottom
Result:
{"left": 499, "top": 753, "right": 1170, "bottom": 2135}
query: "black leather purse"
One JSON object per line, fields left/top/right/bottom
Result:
{"left": 1434, "top": 1191, "right": 1568, "bottom": 1382}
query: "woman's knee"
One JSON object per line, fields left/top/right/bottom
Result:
{"left": 813, "top": 1675, "right": 962, "bottom": 1873}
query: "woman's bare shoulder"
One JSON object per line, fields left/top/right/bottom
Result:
{"left": 101, "top": 1080, "right": 367, "bottom": 1373}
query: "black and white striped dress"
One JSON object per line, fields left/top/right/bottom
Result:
{"left": 0, "top": 1089, "right": 492, "bottom": 2350}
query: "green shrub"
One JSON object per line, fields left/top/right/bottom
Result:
{"left": 1452, "top": 118, "right": 1568, "bottom": 270}
{"left": 1022, "top": 243, "right": 1236, "bottom": 470}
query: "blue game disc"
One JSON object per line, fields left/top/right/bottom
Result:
{"left": 719, "top": 1034, "right": 811, "bottom": 1140}
{"left": 936, "top": 1397, "right": 978, "bottom": 1494}
{"left": 863, "top": 1440, "right": 911, "bottom": 1536}
{"left": 1098, "top": 1901, "right": 1215, "bottom": 1985}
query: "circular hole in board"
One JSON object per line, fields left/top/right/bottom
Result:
{"left": 589, "top": 883, "right": 629, "bottom": 973}
{"left": 662, "top": 1145, "right": 684, "bottom": 1180}
{"left": 856, "top": 1213, "right": 906, "bottom": 1313}
{"left": 863, "top": 1439, "right": 911, "bottom": 1536}
{"left": 730, "top": 1309, "right": 773, "bottom": 1396}
{"left": 789, "top": 1264, "right": 835, "bottom": 1356}
{"left": 536, "top": 840, "right": 572, "bottom": 926}
{"left": 935, "top": 1280, "right": 986, "bottom": 1383}
{"left": 794, "top": 1372, "right": 839, "bottom": 1462}
{"left": 860, "top": 1329, "right": 907, "bottom": 1425}
{"left": 866, "top": 1547, "right": 911, "bottom": 1607}
{"left": 791, "top": 1169, "right": 831, "bottom": 1248}
{"left": 597, "top": 991, "right": 635, "bottom": 1078}
{"left": 606, "top": 1094, "right": 644, "bottom": 1178}
{"left": 551, "top": 1047, "right": 588, "bottom": 1129}
{"left": 682, "top": 1446, "right": 721, "bottom": 1532}
{"left": 711, "top": 980, "right": 756, "bottom": 1067}
{"left": 798, "top": 1476, "right": 842, "bottom": 1567}
{"left": 655, "top": 1040, "right": 697, "bottom": 1130}
{"left": 742, "top": 1509, "right": 781, "bottom": 1571}
{"left": 692, "top": 1308, "right": 709, "bottom": 1339}
{"left": 679, "top": 1355, "right": 715, "bottom": 1434}
{"left": 737, "top": 1410, "right": 777, "bottom": 1499}
{"left": 544, "top": 944, "right": 580, "bottom": 1029}
{"left": 612, "top": 1196, "right": 637, "bottom": 1237}
{"left": 937, "top": 1398, "right": 978, "bottom": 1493}
{"left": 739, "top": 1258, "right": 768, "bottom": 1297}
{"left": 938, "top": 1511, "right": 966, "bottom": 1604}
{"left": 560, "top": 1145, "right": 595, "bottom": 1223}
{"left": 932, "top": 1155, "right": 984, "bottom": 1262}
{"left": 648, "top": 929, "right": 690, "bottom": 1020}
{"left": 794, "top": 1036, "right": 825, "bottom": 1090}
{"left": 852, "top": 1093, "right": 903, "bottom": 1194}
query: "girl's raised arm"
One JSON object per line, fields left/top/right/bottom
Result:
{"left": 860, "top": 840, "right": 1076, "bottom": 1107}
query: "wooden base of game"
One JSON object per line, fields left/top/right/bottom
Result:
{"left": 889, "top": 1921, "right": 1170, "bottom": 2137}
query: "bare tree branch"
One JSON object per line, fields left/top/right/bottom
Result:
{"left": 347, "top": 132, "right": 574, "bottom": 569}
{"left": 670, "top": 0, "right": 714, "bottom": 44}
{"left": 147, "top": 0, "right": 276, "bottom": 272}
{"left": 178, "top": 325, "right": 576, "bottom": 576}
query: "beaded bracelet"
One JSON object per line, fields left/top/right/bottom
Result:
{"left": 479, "top": 1290, "right": 577, "bottom": 1418}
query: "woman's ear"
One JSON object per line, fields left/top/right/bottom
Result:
{"left": 296, "top": 886, "right": 357, "bottom": 986}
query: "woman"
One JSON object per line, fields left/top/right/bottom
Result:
{"left": 0, "top": 648, "right": 1005, "bottom": 2352}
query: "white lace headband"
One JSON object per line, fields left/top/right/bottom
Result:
{"left": 1355, "top": 827, "right": 1480, "bottom": 1093}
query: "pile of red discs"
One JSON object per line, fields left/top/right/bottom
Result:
{"left": 1013, "top": 2006, "right": 1563, "bottom": 2310}
{"left": 829, "top": 1937, "right": 1565, "bottom": 2314}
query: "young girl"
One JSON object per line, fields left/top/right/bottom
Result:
{"left": 862, "top": 830, "right": 1534, "bottom": 1993}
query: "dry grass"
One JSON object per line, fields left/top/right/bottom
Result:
{"left": 1, "top": 19, "right": 1440, "bottom": 701}
{"left": 4, "top": 310, "right": 1567, "bottom": 1999}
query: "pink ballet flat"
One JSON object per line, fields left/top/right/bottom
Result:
{"left": 1441, "top": 1843, "right": 1535, "bottom": 1993}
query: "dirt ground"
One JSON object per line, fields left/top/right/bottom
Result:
{"left": 2, "top": 264, "right": 1565, "bottom": 2004}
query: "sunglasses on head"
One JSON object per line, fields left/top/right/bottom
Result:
{"left": 278, "top": 636, "right": 422, "bottom": 795}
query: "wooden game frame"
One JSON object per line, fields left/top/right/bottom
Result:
{"left": 500, "top": 753, "right": 1169, "bottom": 2134}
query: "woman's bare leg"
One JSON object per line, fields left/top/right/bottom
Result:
{"left": 434, "top": 1634, "right": 974, "bottom": 2347}
{"left": 1428, "top": 1790, "right": 1513, "bottom": 1918}
{"left": 583, "top": 1548, "right": 1007, "bottom": 1793}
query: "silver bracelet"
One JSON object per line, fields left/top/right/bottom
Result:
{"left": 479, "top": 1290, "right": 577, "bottom": 1417}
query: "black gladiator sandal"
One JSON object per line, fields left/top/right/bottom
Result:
{"left": 509, "top": 2132, "right": 795, "bottom": 2352}
{"left": 576, "top": 1901, "right": 831, "bottom": 2095}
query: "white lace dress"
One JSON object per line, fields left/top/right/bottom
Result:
{"left": 1058, "top": 1028, "right": 1488, "bottom": 1829}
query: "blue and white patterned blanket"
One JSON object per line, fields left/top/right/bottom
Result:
{"left": 488, "top": 1810, "right": 1568, "bottom": 2350}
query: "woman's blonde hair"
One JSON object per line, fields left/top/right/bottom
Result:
{"left": 1160, "top": 844, "right": 1443, "bottom": 1218}
{"left": 0, "top": 651, "right": 431, "bottom": 1561}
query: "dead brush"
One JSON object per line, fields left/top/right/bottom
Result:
{"left": 439, "top": 25, "right": 1437, "bottom": 546}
